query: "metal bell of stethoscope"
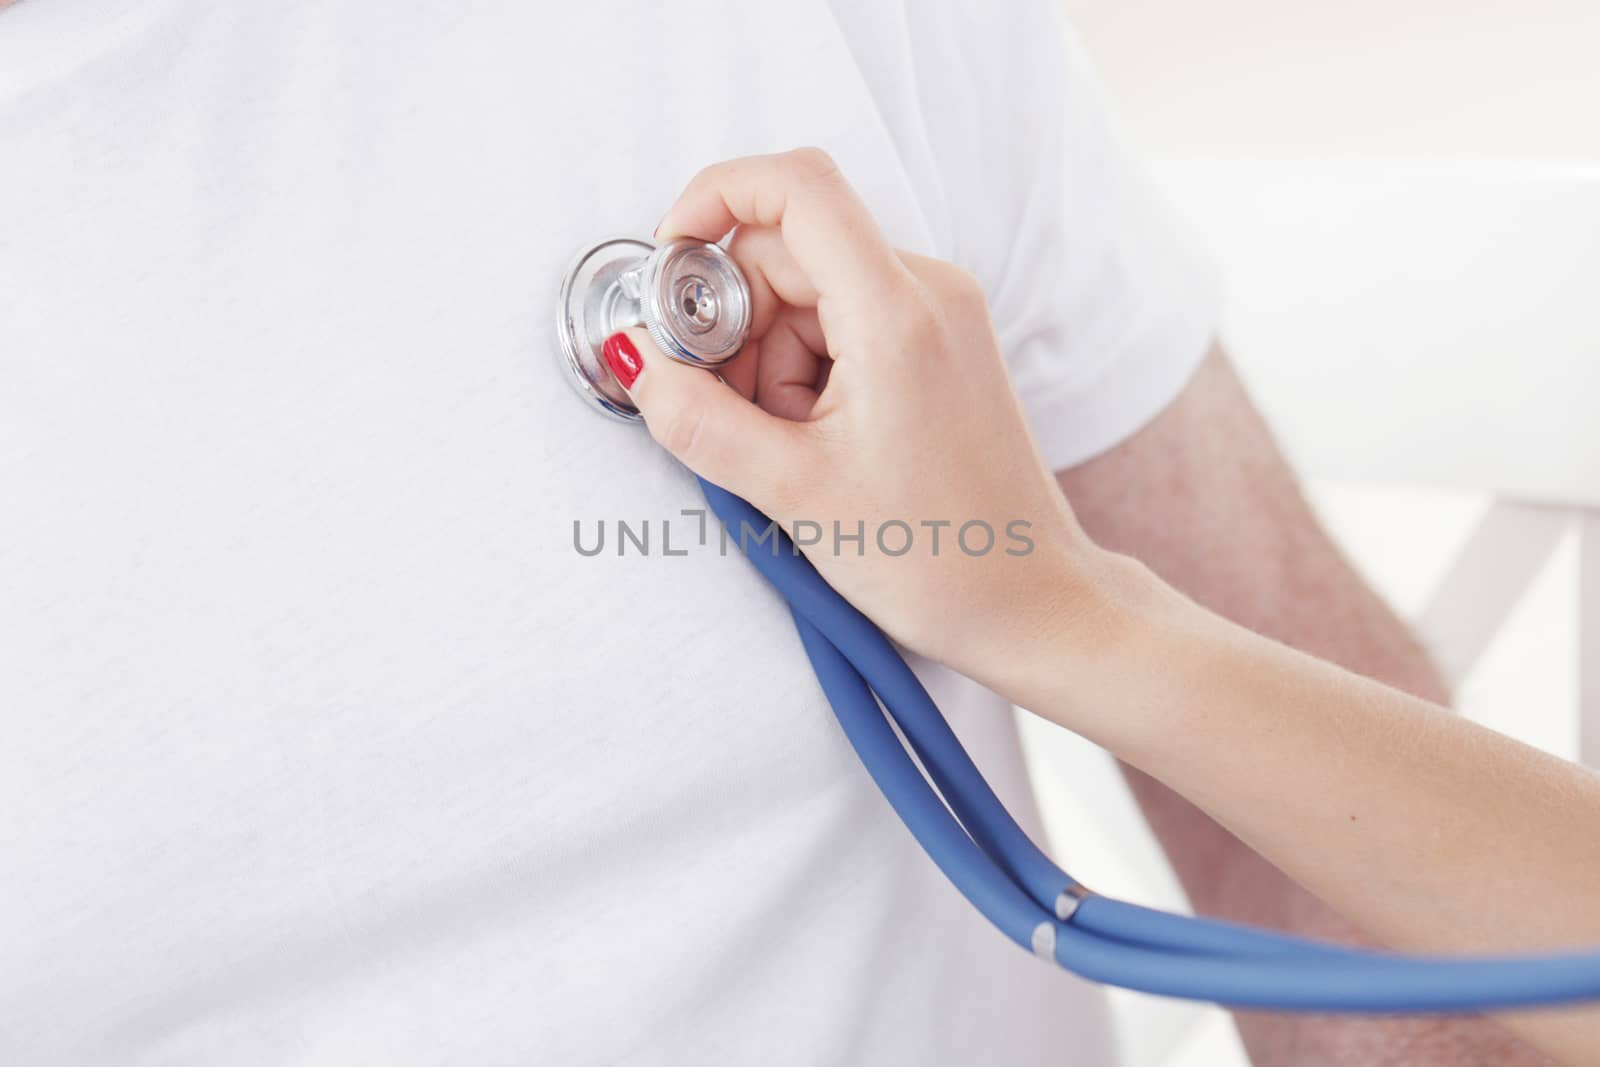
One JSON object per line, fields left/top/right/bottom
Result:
{"left": 556, "top": 236, "right": 752, "bottom": 420}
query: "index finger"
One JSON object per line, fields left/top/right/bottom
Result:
{"left": 655, "top": 148, "right": 912, "bottom": 318}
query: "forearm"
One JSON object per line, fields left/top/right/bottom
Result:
{"left": 1018, "top": 555, "right": 1600, "bottom": 1062}
{"left": 1048, "top": 347, "right": 1564, "bottom": 1065}
{"left": 1112, "top": 605, "right": 1549, "bottom": 1067}
{"left": 1048, "top": 558, "right": 1600, "bottom": 951}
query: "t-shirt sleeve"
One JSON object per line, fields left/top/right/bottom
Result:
{"left": 898, "top": 0, "right": 1223, "bottom": 470}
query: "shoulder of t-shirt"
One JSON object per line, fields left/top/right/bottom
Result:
{"left": 824, "top": 0, "right": 1222, "bottom": 470}
{"left": 826, "top": 0, "right": 1094, "bottom": 289}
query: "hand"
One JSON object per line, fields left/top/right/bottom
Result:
{"left": 604, "top": 148, "right": 1118, "bottom": 695}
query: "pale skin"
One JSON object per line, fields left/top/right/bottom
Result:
{"left": 1058, "top": 352, "right": 1564, "bottom": 1066}
{"left": 612, "top": 148, "right": 1600, "bottom": 1066}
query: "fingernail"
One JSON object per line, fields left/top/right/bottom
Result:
{"left": 602, "top": 331, "right": 643, "bottom": 389}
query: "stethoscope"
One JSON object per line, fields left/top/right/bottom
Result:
{"left": 556, "top": 236, "right": 1600, "bottom": 1012}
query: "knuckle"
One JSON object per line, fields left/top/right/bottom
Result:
{"left": 906, "top": 309, "right": 946, "bottom": 358}
{"left": 882, "top": 284, "right": 942, "bottom": 351}
{"left": 789, "top": 145, "right": 840, "bottom": 181}
{"left": 906, "top": 262, "right": 993, "bottom": 352}
{"left": 918, "top": 258, "right": 985, "bottom": 307}
{"left": 946, "top": 265, "right": 986, "bottom": 307}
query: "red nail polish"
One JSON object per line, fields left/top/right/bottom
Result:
{"left": 602, "top": 331, "right": 643, "bottom": 389}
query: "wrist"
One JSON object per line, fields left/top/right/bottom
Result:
{"left": 984, "top": 546, "right": 1208, "bottom": 751}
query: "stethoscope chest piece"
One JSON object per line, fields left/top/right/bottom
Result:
{"left": 556, "top": 236, "right": 752, "bottom": 421}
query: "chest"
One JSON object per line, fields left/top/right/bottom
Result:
{"left": 0, "top": 0, "right": 945, "bottom": 1001}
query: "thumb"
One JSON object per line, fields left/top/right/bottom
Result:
{"left": 602, "top": 328, "right": 808, "bottom": 506}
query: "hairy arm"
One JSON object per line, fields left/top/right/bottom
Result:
{"left": 1053, "top": 346, "right": 1555, "bottom": 1066}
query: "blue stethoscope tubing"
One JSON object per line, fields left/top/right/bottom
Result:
{"left": 696, "top": 477, "right": 1600, "bottom": 1013}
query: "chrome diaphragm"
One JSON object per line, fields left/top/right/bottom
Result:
{"left": 555, "top": 236, "right": 751, "bottom": 421}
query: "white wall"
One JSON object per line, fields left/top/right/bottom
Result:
{"left": 1063, "top": 0, "right": 1600, "bottom": 159}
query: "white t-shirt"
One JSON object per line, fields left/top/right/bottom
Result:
{"left": 0, "top": 1, "right": 1217, "bottom": 1064}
